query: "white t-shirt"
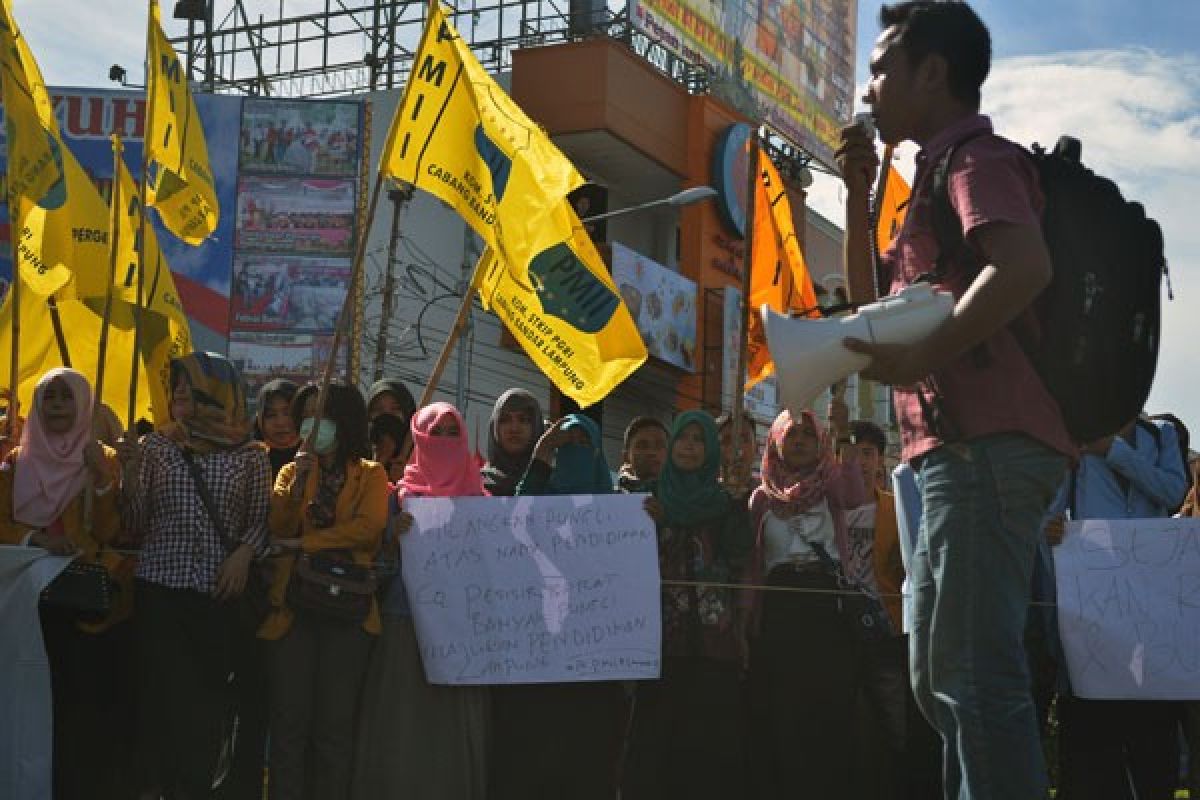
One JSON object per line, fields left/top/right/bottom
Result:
{"left": 843, "top": 502, "right": 880, "bottom": 593}
{"left": 763, "top": 499, "right": 837, "bottom": 572}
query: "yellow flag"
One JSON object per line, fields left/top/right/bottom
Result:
{"left": 0, "top": 0, "right": 110, "bottom": 297}
{"left": 876, "top": 165, "right": 911, "bottom": 251}
{"left": 477, "top": 201, "right": 647, "bottom": 407}
{"left": 0, "top": 277, "right": 154, "bottom": 424}
{"left": 380, "top": 0, "right": 582, "bottom": 281}
{"left": 746, "top": 151, "right": 818, "bottom": 387}
{"left": 145, "top": 0, "right": 218, "bottom": 245}
{"left": 112, "top": 153, "right": 193, "bottom": 422}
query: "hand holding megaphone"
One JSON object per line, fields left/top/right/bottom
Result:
{"left": 763, "top": 284, "right": 955, "bottom": 416}
{"left": 835, "top": 112, "right": 880, "bottom": 192}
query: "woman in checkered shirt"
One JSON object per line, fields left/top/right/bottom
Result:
{"left": 122, "top": 352, "right": 272, "bottom": 800}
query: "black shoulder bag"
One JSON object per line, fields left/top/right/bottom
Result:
{"left": 809, "top": 541, "right": 893, "bottom": 643}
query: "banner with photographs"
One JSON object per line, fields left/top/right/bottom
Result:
{"left": 232, "top": 256, "right": 351, "bottom": 333}
{"left": 235, "top": 176, "right": 357, "bottom": 255}
{"left": 229, "top": 332, "right": 336, "bottom": 399}
{"left": 611, "top": 242, "right": 697, "bottom": 372}
{"left": 239, "top": 98, "right": 361, "bottom": 177}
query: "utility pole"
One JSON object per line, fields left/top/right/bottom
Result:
{"left": 372, "top": 185, "right": 412, "bottom": 381}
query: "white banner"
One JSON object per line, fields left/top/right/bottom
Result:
{"left": 1054, "top": 518, "right": 1200, "bottom": 700}
{"left": 402, "top": 494, "right": 661, "bottom": 685}
{"left": 0, "top": 547, "right": 74, "bottom": 800}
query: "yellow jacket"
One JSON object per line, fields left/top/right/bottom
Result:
{"left": 0, "top": 445, "right": 132, "bottom": 632}
{"left": 872, "top": 487, "right": 905, "bottom": 633}
{"left": 258, "top": 456, "right": 388, "bottom": 639}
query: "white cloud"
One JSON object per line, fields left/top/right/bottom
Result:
{"left": 807, "top": 47, "right": 1200, "bottom": 432}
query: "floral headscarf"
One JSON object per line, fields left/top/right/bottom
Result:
{"left": 759, "top": 409, "right": 835, "bottom": 519}
{"left": 167, "top": 352, "right": 252, "bottom": 455}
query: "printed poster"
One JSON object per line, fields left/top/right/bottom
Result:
{"left": 235, "top": 176, "right": 356, "bottom": 255}
{"left": 231, "top": 256, "right": 350, "bottom": 333}
{"left": 610, "top": 242, "right": 697, "bottom": 371}
{"left": 239, "top": 98, "right": 360, "bottom": 177}
{"left": 229, "top": 332, "right": 333, "bottom": 400}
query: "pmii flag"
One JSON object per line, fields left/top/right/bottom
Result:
{"left": 380, "top": 0, "right": 582, "bottom": 281}
{"left": 477, "top": 200, "right": 647, "bottom": 407}
{"left": 746, "top": 151, "right": 818, "bottom": 387}
{"left": 384, "top": 0, "right": 645, "bottom": 405}
{"left": 145, "top": 0, "right": 218, "bottom": 245}
{"left": 112, "top": 153, "right": 193, "bottom": 422}
{"left": 0, "top": 0, "right": 109, "bottom": 298}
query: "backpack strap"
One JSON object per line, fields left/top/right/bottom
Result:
{"left": 927, "top": 130, "right": 992, "bottom": 282}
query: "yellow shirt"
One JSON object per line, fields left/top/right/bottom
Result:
{"left": 258, "top": 457, "right": 388, "bottom": 639}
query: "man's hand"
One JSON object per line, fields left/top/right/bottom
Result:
{"left": 835, "top": 123, "right": 879, "bottom": 195}
{"left": 828, "top": 398, "right": 850, "bottom": 436}
{"left": 843, "top": 338, "right": 939, "bottom": 387}
{"left": 214, "top": 543, "right": 254, "bottom": 601}
{"left": 532, "top": 418, "right": 572, "bottom": 464}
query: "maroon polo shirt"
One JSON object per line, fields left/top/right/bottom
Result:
{"left": 883, "top": 114, "right": 1075, "bottom": 463}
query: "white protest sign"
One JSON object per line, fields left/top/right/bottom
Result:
{"left": 401, "top": 493, "right": 661, "bottom": 685}
{"left": 1053, "top": 518, "right": 1200, "bottom": 699}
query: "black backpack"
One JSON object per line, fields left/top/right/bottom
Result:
{"left": 931, "top": 134, "right": 1170, "bottom": 443}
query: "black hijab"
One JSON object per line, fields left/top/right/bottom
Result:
{"left": 481, "top": 389, "right": 545, "bottom": 497}
{"left": 366, "top": 379, "right": 417, "bottom": 420}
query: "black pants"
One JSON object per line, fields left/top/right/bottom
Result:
{"left": 267, "top": 612, "right": 372, "bottom": 800}
{"left": 40, "top": 609, "right": 136, "bottom": 800}
{"left": 135, "top": 580, "right": 233, "bottom": 800}
{"left": 216, "top": 634, "right": 270, "bottom": 800}
{"left": 490, "top": 682, "right": 625, "bottom": 800}
{"left": 1058, "top": 696, "right": 1181, "bottom": 800}
{"left": 853, "top": 634, "right": 909, "bottom": 800}
{"left": 749, "top": 566, "right": 858, "bottom": 799}
{"left": 622, "top": 657, "right": 745, "bottom": 800}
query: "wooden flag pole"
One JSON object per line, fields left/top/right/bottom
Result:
{"left": 729, "top": 129, "right": 761, "bottom": 485}
{"left": 396, "top": 247, "right": 492, "bottom": 463}
{"left": 96, "top": 135, "right": 124, "bottom": 420}
{"left": 5, "top": 189, "right": 20, "bottom": 440}
{"left": 128, "top": 4, "right": 156, "bottom": 433}
{"left": 303, "top": 171, "right": 386, "bottom": 457}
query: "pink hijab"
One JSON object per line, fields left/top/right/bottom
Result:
{"left": 759, "top": 408, "right": 835, "bottom": 519}
{"left": 400, "top": 403, "right": 485, "bottom": 498}
{"left": 13, "top": 368, "right": 94, "bottom": 528}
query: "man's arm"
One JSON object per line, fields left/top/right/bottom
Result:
{"left": 847, "top": 219, "right": 1052, "bottom": 386}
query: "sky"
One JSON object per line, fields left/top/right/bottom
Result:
{"left": 13, "top": 0, "right": 1200, "bottom": 438}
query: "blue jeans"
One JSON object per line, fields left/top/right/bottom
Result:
{"left": 910, "top": 434, "right": 1067, "bottom": 800}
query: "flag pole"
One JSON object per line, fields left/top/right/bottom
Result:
{"left": 304, "top": 171, "right": 386, "bottom": 454}
{"left": 729, "top": 128, "right": 761, "bottom": 487}
{"left": 96, "top": 135, "right": 124, "bottom": 421}
{"left": 129, "top": 1, "right": 156, "bottom": 432}
{"left": 5, "top": 192, "right": 19, "bottom": 440}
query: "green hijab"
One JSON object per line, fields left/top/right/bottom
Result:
{"left": 656, "top": 410, "right": 730, "bottom": 526}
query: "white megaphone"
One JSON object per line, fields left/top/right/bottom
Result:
{"left": 763, "top": 283, "right": 955, "bottom": 416}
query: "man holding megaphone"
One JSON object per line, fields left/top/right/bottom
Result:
{"left": 832, "top": 3, "right": 1074, "bottom": 799}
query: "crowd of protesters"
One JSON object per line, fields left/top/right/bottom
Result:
{"left": 4, "top": 355, "right": 1197, "bottom": 800}
{"left": 5, "top": 2, "right": 1198, "bottom": 799}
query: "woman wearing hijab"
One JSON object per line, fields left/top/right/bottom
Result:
{"left": 259, "top": 382, "right": 386, "bottom": 800}
{"left": 255, "top": 378, "right": 300, "bottom": 479}
{"left": 352, "top": 402, "right": 489, "bottom": 800}
{"left": 0, "top": 368, "right": 124, "bottom": 799}
{"left": 124, "top": 352, "right": 272, "bottom": 800}
{"left": 622, "top": 410, "right": 753, "bottom": 800}
{"left": 365, "top": 378, "right": 416, "bottom": 422}
{"left": 489, "top": 413, "right": 624, "bottom": 800}
{"left": 744, "top": 406, "right": 864, "bottom": 799}
{"left": 480, "top": 388, "right": 545, "bottom": 497}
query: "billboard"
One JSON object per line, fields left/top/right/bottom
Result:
{"left": 630, "top": 0, "right": 856, "bottom": 166}
{"left": 239, "top": 98, "right": 361, "bottom": 177}
{"left": 235, "top": 176, "right": 357, "bottom": 255}
{"left": 232, "top": 256, "right": 351, "bottom": 333}
{"left": 0, "top": 88, "right": 243, "bottom": 342}
{"left": 229, "top": 331, "right": 335, "bottom": 399}
{"left": 611, "top": 242, "right": 697, "bottom": 372}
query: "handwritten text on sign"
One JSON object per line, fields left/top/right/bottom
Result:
{"left": 402, "top": 494, "right": 661, "bottom": 685}
{"left": 1054, "top": 518, "right": 1200, "bottom": 699}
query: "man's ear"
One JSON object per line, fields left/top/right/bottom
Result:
{"left": 915, "top": 52, "right": 949, "bottom": 95}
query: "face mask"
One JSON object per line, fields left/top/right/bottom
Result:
{"left": 299, "top": 417, "right": 338, "bottom": 455}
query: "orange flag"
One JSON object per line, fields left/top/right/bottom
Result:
{"left": 746, "top": 151, "right": 819, "bottom": 387}
{"left": 876, "top": 165, "right": 911, "bottom": 251}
